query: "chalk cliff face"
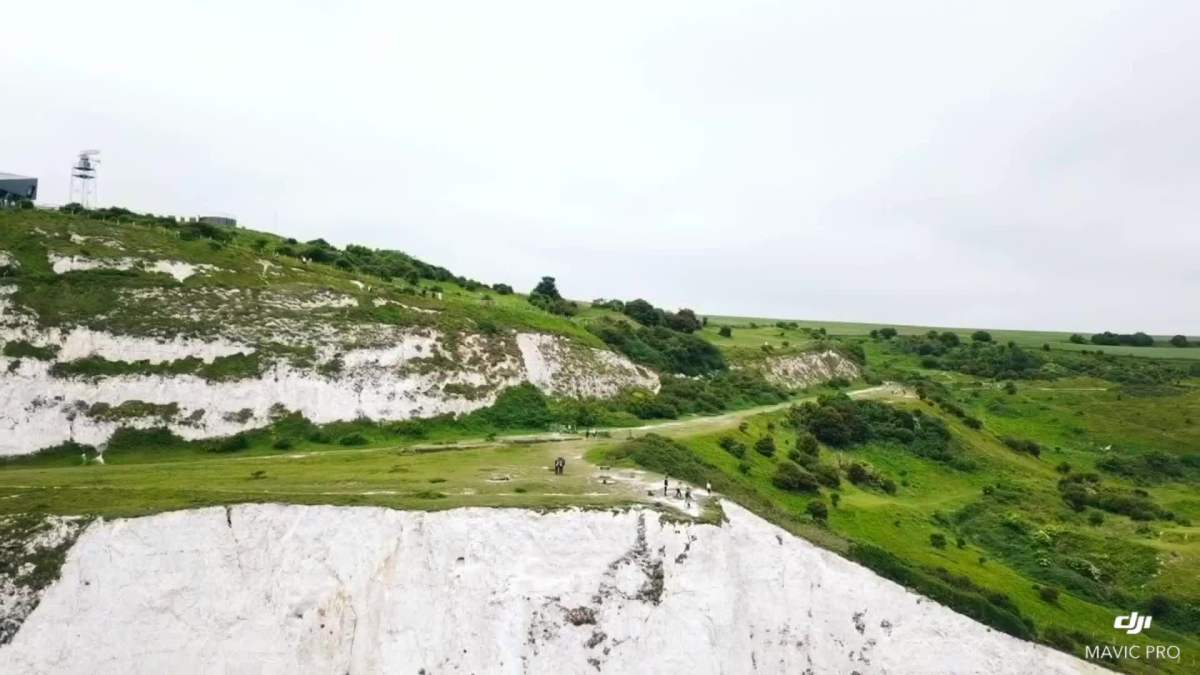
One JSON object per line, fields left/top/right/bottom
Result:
{"left": 1, "top": 502, "right": 1103, "bottom": 675}
{"left": 0, "top": 281, "right": 657, "bottom": 456}
{"left": 759, "top": 349, "right": 862, "bottom": 389}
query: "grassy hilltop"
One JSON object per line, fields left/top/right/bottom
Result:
{"left": 2, "top": 206, "right": 1198, "bottom": 670}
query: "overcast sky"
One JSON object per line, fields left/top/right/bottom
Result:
{"left": 4, "top": 1, "right": 1198, "bottom": 334}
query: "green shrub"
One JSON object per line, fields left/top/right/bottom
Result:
{"left": 211, "top": 433, "right": 251, "bottom": 453}
{"left": 772, "top": 462, "right": 819, "bottom": 493}
{"left": 754, "top": 435, "right": 776, "bottom": 457}
{"left": 339, "top": 433, "right": 368, "bottom": 446}
{"left": 107, "top": 427, "right": 185, "bottom": 451}
{"left": 2, "top": 340, "right": 58, "bottom": 360}
{"left": 470, "top": 383, "right": 555, "bottom": 429}
{"left": 806, "top": 500, "right": 829, "bottom": 522}
{"left": 930, "top": 533, "right": 947, "bottom": 549}
{"left": 389, "top": 419, "right": 429, "bottom": 438}
{"left": 718, "top": 436, "right": 746, "bottom": 458}
{"left": 1001, "top": 436, "right": 1041, "bottom": 457}
{"left": 811, "top": 463, "right": 841, "bottom": 488}
{"left": 306, "top": 430, "right": 332, "bottom": 444}
{"left": 609, "top": 434, "right": 714, "bottom": 485}
{"left": 795, "top": 431, "right": 819, "bottom": 456}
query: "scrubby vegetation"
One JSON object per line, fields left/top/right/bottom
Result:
{"left": 605, "top": 434, "right": 716, "bottom": 486}
{"left": 881, "top": 331, "right": 1192, "bottom": 385}
{"left": 787, "top": 394, "right": 960, "bottom": 464}
{"left": 2, "top": 340, "right": 58, "bottom": 361}
{"left": 1089, "top": 331, "right": 1155, "bottom": 347}
{"left": 589, "top": 316, "right": 724, "bottom": 375}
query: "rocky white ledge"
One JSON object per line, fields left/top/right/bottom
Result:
{"left": 1, "top": 502, "right": 1104, "bottom": 674}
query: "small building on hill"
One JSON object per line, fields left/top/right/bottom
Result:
{"left": 198, "top": 215, "right": 237, "bottom": 227}
{"left": 0, "top": 172, "right": 38, "bottom": 205}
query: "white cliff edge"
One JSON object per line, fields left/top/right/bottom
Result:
{"left": 0, "top": 502, "right": 1105, "bottom": 675}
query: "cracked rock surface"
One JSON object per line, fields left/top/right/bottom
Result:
{"left": 1, "top": 502, "right": 1105, "bottom": 674}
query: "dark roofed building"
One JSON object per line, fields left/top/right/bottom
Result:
{"left": 0, "top": 173, "right": 38, "bottom": 205}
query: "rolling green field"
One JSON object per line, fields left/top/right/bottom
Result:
{"left": 701, "top": 314, "right": 1200, "bottom": 360}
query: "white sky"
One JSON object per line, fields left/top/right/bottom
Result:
{"left": 4, "top": 1, "right": 1198, "bottom": 334}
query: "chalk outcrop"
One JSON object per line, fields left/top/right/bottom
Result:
{"left": 0, "top": 329, "right": 656, "bottom": 457}
{"left": 759, "top": 349, "right": 861, "bottom": 389}
{"left": 0, "top": 502, "right": 1103, "bottom": 674}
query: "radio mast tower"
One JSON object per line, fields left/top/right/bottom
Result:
{"left": 69, "top": 150, "right": 100, "bottom": 208}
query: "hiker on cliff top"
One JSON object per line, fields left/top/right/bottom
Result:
{"left": 685, "top": 487, "right": 692, "bottom": 507}
{"left": 674, "top": 484, "right": 683, "bottom": 499}
{"left": 663, "top": 475, "right": 669, "bottom": 496}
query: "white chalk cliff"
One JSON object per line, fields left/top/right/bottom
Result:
{"left": 0, "top": 283, "right": 659, "bottom": 456}
{"left": 1, "top": 502, "right": 1104, "bottom": 674}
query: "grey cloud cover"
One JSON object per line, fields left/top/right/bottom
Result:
{"left": 3, "top": 0, "right": 1197, "bottom": 333}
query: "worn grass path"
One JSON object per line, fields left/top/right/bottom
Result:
{"left": 0, "top": 386, "right": 901, "bottom": 520}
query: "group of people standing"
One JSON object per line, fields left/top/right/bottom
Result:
{"left": 662, "top": 475, "right": 711, "bottom": 508}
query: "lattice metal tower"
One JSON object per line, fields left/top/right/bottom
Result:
{"left": 68, "top": 149, "right": 101, "bottom": 207}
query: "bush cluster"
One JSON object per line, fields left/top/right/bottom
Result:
{"left": 787, "top": 394, "right": 955, "bottom": 462}
{"left": 1096, "top": 450, "right": 1199, "bottom": 483}
{"left": 1058, "top": 473, "right": 1174, "bottom": 521}
{"left": 1001, "top": 436, "right": 1042, "bottom": 457}
{"left": 590, "top": 317, "right": 725, "bottom": 375}
{"left": 1090, "top": 331, "right": 1154, "bottom": 347}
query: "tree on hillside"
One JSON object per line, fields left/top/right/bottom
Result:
{"left": 971, "top": 330, "right": 993, "bottom": 343}
{"left": 1069, "top": 334, "right": 1087, "bottom": 344}
{"left": 531, "top": 276, "right": 561, "bottom": 300}
{"left": 1170, "top": 335, "right": 1189, "bottom": 347}
{"left": 666, "top": 308, "right": 703, "bottom": 333}
{"left": 623, "top": 299, "right": 662, "bottom": 327}
{"left": 528, "top": 277, "right": 576, "bottom": 316}
{"left": 878, "top": 327, "right": 897, "bottom": 339}
{"left": 718, "top": 326, "right": 733, "bottom": 338}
